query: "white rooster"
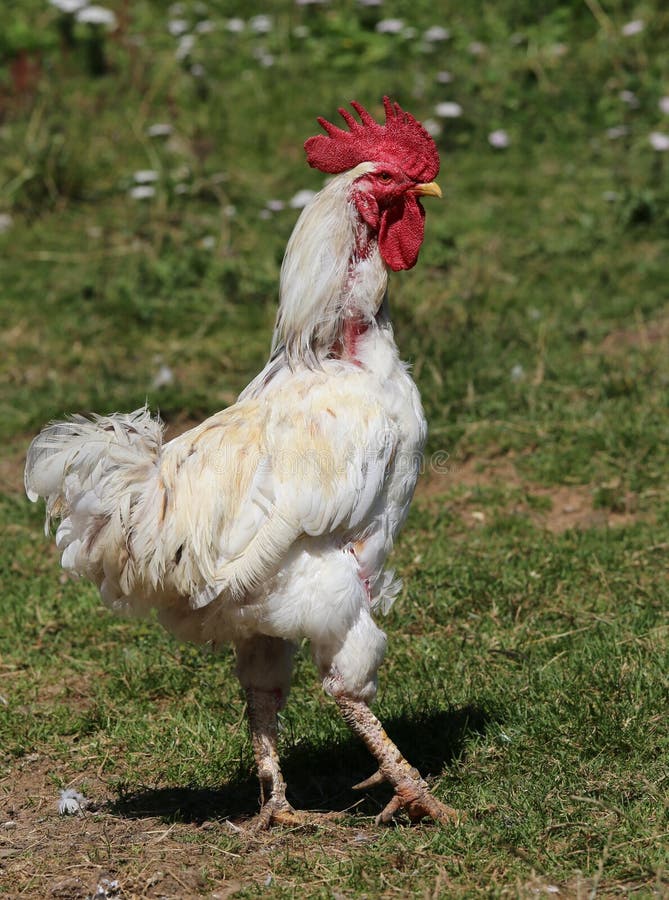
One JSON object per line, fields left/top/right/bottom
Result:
{"left": 25, "top": 97, "right": 457, "bottom": 827}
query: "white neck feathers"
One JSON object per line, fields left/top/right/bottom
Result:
{"left": 272, "top": 165, "right": 389, "bottom": 366}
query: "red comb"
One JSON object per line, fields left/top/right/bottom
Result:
{"left": 305, "top": 97, "right": 439, "bottom": 183}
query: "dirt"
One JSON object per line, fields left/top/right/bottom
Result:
{"left": 0, "top": 753, "right": 370, "bottom": 899}
{"left": 415, "top": 455, "right": 642, "bottom": 533}
{"left": 599, "top": 312, "right": 669, "bottom": 353}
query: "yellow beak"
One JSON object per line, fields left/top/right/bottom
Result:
{"left": 413, "top": 181, "right": 442, "bottom": 199}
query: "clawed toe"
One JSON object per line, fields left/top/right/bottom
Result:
{"left": 250, "top": 800, "right": 343, "bottom": 831}
{"left": 376, "top": 783, "right": 461, "bottom": 826}
{"left": 352, "top": 766, "right": 460, "bottom": 826}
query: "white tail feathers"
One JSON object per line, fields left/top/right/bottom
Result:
{"left": 25, "top": 407, "right": 164, "bottom": 606}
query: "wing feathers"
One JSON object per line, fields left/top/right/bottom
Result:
{"left": 25, "top": 372, "right": 400, "bottom": 613}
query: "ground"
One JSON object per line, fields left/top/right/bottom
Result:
{"left": 1, "top": 0, "right": 668, "bottom": 897}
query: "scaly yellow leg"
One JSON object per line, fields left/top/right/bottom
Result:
{"left": 335, "top": 695, "right": 461, "bottom": 825}
{"left": 246, "top": 687, "right": 343, "bottom": 829}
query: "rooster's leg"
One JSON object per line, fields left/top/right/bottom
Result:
{"left": 245, "top": 685, "right": 301, "bottom": 827}
{"left": 237, "top": 635, "right": 330, "bottom": 828}
{"left": 334, "top": 694, "right": 460, "bottom": 825}
{"left": 245, "top": 684, "right": 344, "bottom": 828}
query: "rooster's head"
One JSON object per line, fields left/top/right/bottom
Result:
{"left": 305, "top": 97, "right": 441, "bottom": 271}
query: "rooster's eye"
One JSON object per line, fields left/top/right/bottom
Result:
{"left": 377, "top": 172, "right": 392, "bottom": 183}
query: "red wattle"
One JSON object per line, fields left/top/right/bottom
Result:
{"left": 378, "top": 194, "right": 426, "bottom": 271}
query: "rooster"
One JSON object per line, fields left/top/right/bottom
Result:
{"left": 25, "top": 97, "right": 457, "bottom": 827}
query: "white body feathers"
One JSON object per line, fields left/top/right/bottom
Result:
{"left": 25, "top": 168, "right": 427, "bottom": 702}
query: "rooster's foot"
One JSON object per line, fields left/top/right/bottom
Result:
{"left": 335, "top": 694, "right": 463, "bottom": 827}
{"left": 354, "top": 767, "right": 460, "bottom": 825}
{"left": 376, "top": 779, "right": 460, "bottom": 825}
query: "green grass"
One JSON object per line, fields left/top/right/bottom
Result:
{"left": 1, "top": 1, "right": 668, "bottom": 896}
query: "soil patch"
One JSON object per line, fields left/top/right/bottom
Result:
{"left": 599, "top": 313, "right": 669, "bottom": 353}
{"left": 416, "top": 456, "right": 642, "bottom": 533}
{"left": 0, "top": 754, "right": 373, "bottom": 898}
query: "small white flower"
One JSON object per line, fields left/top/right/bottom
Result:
{"left": 266, "top": 199, "right": 285, "bottom": 212}
{"left": 226, "top": 17, "right": 245, "bottom": 33}
{"left": 259, "top": 208, "right": 272, "bottom": 220}
{"left": 76, "top": 5, "right": 117, "bottom": 28}
{"left": 249, "top": 14, "right": 273, "bottom": 34}
{"left": 58, "top": 788, "right": 89, "bottom": 816}
{"left": 649, "top": 132, "right": 669, "bottom": 151}
{"left": 619, "top": 89, "right": 638, "bottom": 107}
{"left": 468, "top": 40, "right": 485, "bottom": 55}
{"left": 621, "top": 19, "right": 644, "bottom": 37}
{"left": 434, "top": 101, "right": 462, "bottom": 118}
{"left": 224, "top": 204, "right": 237, "bottom": 218}
{"left": 436, "top": 70, "right": 453, "bottom": 84}
{"left": 423, "top": 26, "right": 450, "bottom": 42}
{"left": 168, "top": 18, "right": 189, "bottom": 36}
{"left": 146, "top": 123, "right": 173, "bottom": 138}
{"left": 175, "top": 34, "right": 195, "bottom": 60}
{"left": 289, "top": 189, "right": 317, "bottom": 209}
{"left": 0, "top": 213, "right": 13, "bottom": 234}
{"left": 49, "top": 0, "right": 88, "bottom": 13}
{"left": 510, "top": 363, "right": 524, "bottom": 382}
{"left": 422, "top": 118, "right": 442, "bottom": 137}
{"left": 133, "top": 170, "right": 159, "bottom": 183}
{"left": 606, "top": 125, "right": 628, "bottom": 139}
{"left": 254, "top": 49, "right": 275, "bottom": 67}
{"left": 488, "top": 129, "right": 510, "bottom": 149}
{"left": 357, "top": 0, "right": 383, "bottom": 6}
{"left": 659, "top": 96, "right": 669, "bottom": 115}
{"left": 295, "top": 0, "right": 328, "bottom": 5}
{"left": 152, "top": 364, "right": 175, "bottom": 388}
{"left": 130, "top": 185, "right": 156, "bottom": 199}
{"left": 375, "top": 18, "right": 404, "bottom": 34}
{"left": 195, "top": 19, "right": 215, "bottom": 34}
{"left": 190, "top": 62, "right": 205, "bottom": 77}
{"left": 200, "top": 235, "right": 216, "bottom": 250}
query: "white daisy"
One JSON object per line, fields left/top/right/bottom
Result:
{"left": 488, "top": 129, "right": 510, "bottom": 148}
{"left": 621, "top": 19, "right": 644, "bottom": 37}
{"left": 289, "top": 189, "right": 317, "bottom": 209}
{"left": 76, "top": 5, "right": 117, "bottom": 28}
{"left": 375, "top": 19, "right": 404, "bottom": 34}
{"left": 649, "top": 132, "right": 669, "bottom": 151}
{"left": 434, "top": 101, "right": 462, "bottom": 118}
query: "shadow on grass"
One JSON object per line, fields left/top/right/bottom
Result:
{"left": 110, "top": 703, "right": 490, "bottom": 824}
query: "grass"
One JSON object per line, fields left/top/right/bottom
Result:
{"left": 1, "top": 0, "right": 668, "bottom": 896}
